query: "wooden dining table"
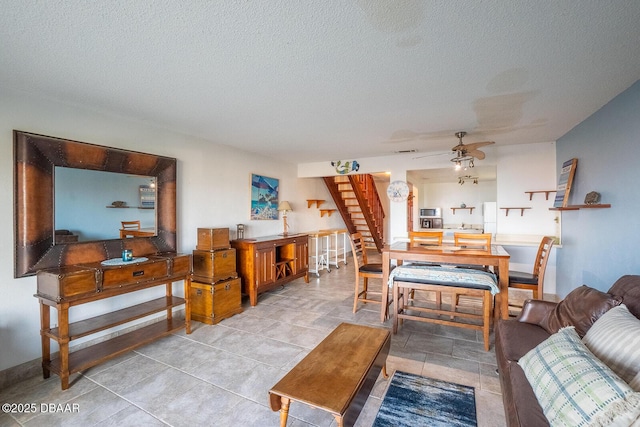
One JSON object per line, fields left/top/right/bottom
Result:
{"left": 381, "top": 242, "right": 511, "bottom": 322}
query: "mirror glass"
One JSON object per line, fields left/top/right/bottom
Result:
{"left": 54, "top": 167, "right": 157, "bottom": 243}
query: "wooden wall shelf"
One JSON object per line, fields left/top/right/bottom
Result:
{"left": 549, "top": 204, "right": 611, "bottom": 211}
{"left": 450, "top": 207, "right": 475, "bottom": 214}
{"left": 501, "top": 207, "right": 531, "bottom": 216}
{"left": 525, "top": 190, "right": 556, "bottom": 200}
{"left": 306, "top": 199, "right": 325, "bottom": 208}
{"left": 320, "top": 209, "right": 336, "bottom": 217}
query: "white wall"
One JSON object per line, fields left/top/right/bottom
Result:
{"left": 496, "top": 143, "right": 558, "bottom": 237}
{"left": 0, "top": 87, "right": 344, "bottom": 372}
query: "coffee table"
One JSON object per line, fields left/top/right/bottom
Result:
{"left": 269, "top": 323, "right": 390, "bottom": 427}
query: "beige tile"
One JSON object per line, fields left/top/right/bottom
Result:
{"left": 476, "top": 389, "right": 507, "bottom": 427}
{"left": 93, "top": 405, "right": 165, "bottom": 426}
{"left": 23, "top": 386, "right": 129, "bottom": 427}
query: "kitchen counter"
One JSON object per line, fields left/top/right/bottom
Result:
{"left": 395, "top": 233, "right": 560, "bottom": 247}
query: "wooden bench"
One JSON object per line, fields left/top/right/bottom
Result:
{"left": 391, "top": 265, "right": 499, "bottom": 351}
{"left": 269, "top": 323, "right": 390, "bottom": 427}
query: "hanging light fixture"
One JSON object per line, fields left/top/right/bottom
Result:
{"left": 458, "top": 175, "right": 479, "bottom": 185}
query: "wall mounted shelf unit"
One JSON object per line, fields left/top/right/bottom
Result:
{"left": 500, "top": 207, "right": 531, "bottom": 216}
{"left": 525, "top": 190, "right": 556, "bottom": 200}
{"left": 451, "top": 207, "right": 475, "bottom": 215}
{"left": 549, "top": 204, "right": 611, "bottom": 211}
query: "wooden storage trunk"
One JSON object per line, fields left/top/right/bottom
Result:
{"left": 192, "top": 248, "right": 237, "bottom": 283}
{"left": 152, "top": 252, "right": 192, "bottom": 276}
{"left": 197, "top": 228, "right": 230, "bottom": 251}
{"left": 37, "top": 266, "right": 100, "bottom": 302}
{"left": 190, "top": 278, "right": 243, "bottom": 325}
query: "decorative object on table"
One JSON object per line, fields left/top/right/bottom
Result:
{"left": 250, "top": 174, "right": 279, "bottom": 220}
{"left": 373, "top": 371, "right": 477, "bottom": 427}
{"left": 121, "top": 249, "right": 133, "bottom": 262}
{"left": 111, "top": 200, "right": 126, "bottom": 207}
{"left": 331, "top": 160, "right": 360, "bottom": 174}
{"left": 460, "top": 202, "right": 467, "bottom": 208}
{"left": 584, "top": 191, "right": 601, "bottom": 204}
{"left": 100, "top": 256, "right": 148, "bottom": 266}
{"left": 236, "top": 223, "right": 245, "bottom": 239}
{"left": 553, "top": 158, "right": 578, "bottom": 208}
{"left": 386, "top": 180, "right": 410, "bottom": 202}
{"left": 277, "top": 201, "right": 292, "bottom": 236}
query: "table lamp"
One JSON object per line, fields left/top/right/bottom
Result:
{"left": 277, "top": 201, "right": 292, "bottom": 236}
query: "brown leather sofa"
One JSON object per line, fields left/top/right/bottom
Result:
{"left": 495, "top": 275, "right": 640, "bottom": 427}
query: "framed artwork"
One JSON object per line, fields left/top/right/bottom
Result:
{"left": 553, "top": 158, "right": 578, "bottom": 208}
{"left": 250, "top": 174, "right": 279, "bottom": 220}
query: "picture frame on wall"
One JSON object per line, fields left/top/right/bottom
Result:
{"left": 250, "top": 174, "right": 279, "bottom": 220}
{"left": 553, "top": 158, "right": 578, "bottom": 208}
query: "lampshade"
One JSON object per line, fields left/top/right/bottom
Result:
{"left": 277, "top": 201, "right": 292, "bottom": 212}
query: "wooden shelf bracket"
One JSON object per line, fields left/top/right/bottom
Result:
{"left": 306, "top": 199, "right": 325, "bottom": 209}
{"left": 501, "top": 207, "right": 531, "bottom": 216}
{"left": 525, "top": 190, "right": 557, "bottom": 200}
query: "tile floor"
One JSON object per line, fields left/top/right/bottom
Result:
{"left": 0, "top": 255, "right": 507, "bottom": 427}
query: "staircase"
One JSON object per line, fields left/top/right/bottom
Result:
{"left": 322, "top": 174, "right": 385, "bottom": 252}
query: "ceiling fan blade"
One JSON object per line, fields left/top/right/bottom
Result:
{"left": 467, "top": 149, "right": 486, "bottom": 160}
{"left": 412, "top": 151, "right": 449, "bottom": 160}
{"left": 464, "top": 141, "right": 494, "bottom": 150}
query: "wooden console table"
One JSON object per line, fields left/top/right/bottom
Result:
{"left": 36, "top": 253, "right": 192, "bottom": 390}
{"left": 231, "top": 234, "right": 309, "bottom": 306}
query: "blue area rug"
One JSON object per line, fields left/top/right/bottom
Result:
{"left": 373, "top": 371, "right": 477, "bottom": 427}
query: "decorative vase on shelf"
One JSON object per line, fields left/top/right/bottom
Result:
{"left": 460, "top": 203, "right": 466, "bottom": 208}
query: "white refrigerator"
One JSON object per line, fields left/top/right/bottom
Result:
{"left": 483, "top": 202, "right": 497, "bottom": 235}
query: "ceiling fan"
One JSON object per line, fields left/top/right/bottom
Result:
{"left": 451, "top": 131, "right": 494, "bottom": 160}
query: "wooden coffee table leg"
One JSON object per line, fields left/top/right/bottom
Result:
{"left": 279, "top": 397, "right": 290, "bottom": 427}
{"left": 333, "top": 414, "right": 344, "bottom": 427}
{"left": 382, "top": 364, "right": 389, "bottom": 379}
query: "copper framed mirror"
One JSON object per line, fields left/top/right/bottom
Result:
{"left": 14, "top": 130, "right": 177, "bottom": 278}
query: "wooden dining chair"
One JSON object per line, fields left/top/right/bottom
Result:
{"left": 349, "top": 232, "right": 389, "bottom": 321}
{"left": 451, "top": 232, "right": 493, "bottom": 311}
{"left": 120, "top": 220, "right": 141, "bottom": 238}
{"left": 453, "top": 232, "right": 492, "bottom": 249}
{"left": 409, "top": 231, "right": 443, "bottom": 246}
{"left": 509, "top": 236, "right": 555, "bottom": 304}
{"left": 407, "top": 231, "right": 444, "bottom": 305}
{"left": 121, "top": 220, "right": 141, "bottom": 231}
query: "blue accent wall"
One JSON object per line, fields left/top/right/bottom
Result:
{"left": 556, "top": 79, "right": 640, "bottom": 296}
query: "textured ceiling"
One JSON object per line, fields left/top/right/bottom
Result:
{"left": 2, "top": 1, "right": 640, "bottom": 164}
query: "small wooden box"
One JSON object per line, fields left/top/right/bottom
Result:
{"left": 190, "top": 278, "right": 243, "bottom": 325}
{"left": 192, "top": 248, "right": 237, "bottom": 282}
{"left": 37, "top": 266, "right": 100, "bottom": 302}
{"left": 197, "top": 228, "right": 230, "bottom": 251}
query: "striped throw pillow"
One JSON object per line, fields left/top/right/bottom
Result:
{"left": 519, "top": 326, "right": 640, "bottom": 426}
{"left": 583, "top": 304, "right": 640, "bottom": 391}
